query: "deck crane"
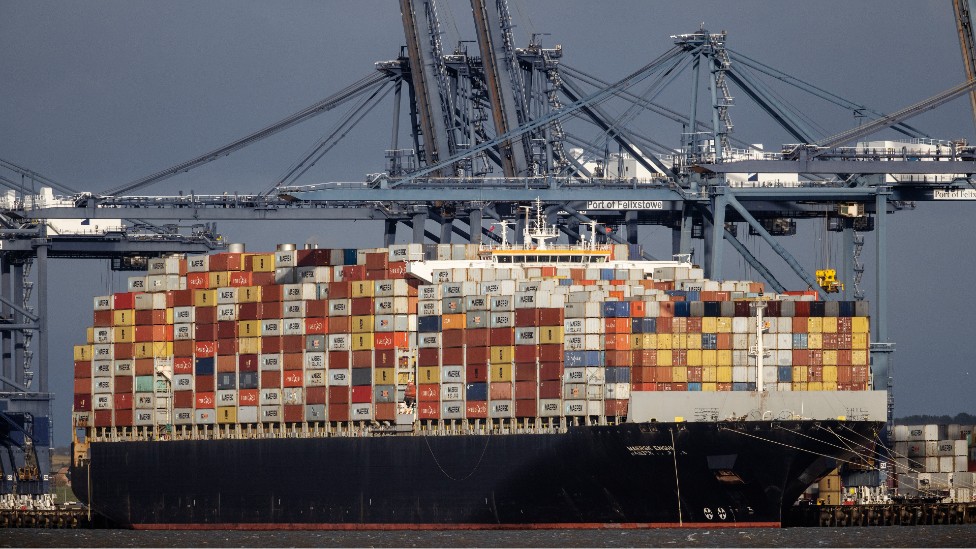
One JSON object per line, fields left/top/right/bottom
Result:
{"left": 954, "top": 0, "right": 976, "bottom": 133}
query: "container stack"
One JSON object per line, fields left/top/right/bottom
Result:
{"left": 72, "top": 243, "right": 874, "bottom": 438}
{"left": 892, "top": 423, "right": 976, "bottom": 502}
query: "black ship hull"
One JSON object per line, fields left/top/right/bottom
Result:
{"left": 71, "top": 420, "right": 881, "bottom": 529}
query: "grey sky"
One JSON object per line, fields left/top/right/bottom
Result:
{"left": 2, "top": 1, "right": 974, "bottom": 446}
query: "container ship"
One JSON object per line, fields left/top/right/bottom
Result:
{"left": 70, "top": 204, "right": 886, "bottom": 529}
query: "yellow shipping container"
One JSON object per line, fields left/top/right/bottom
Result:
{"left": 671, "top": 366, "right": 688, "bottom": 383}
{"left": 209, "top": 271, "right": 232, "bottom": 288}
{"left": 702, "top": 382, "right": 717, "bottom": 392}
{"left": 250, "top": 254, "right": 275, "bottom": 272}
{"left": 490, "top": 363, "right": 513, "bottom": 382}
{"left": 852, "top": 317, "right": 869, "bottom": 333}
{"left": 822, "top": 381, "right": 837, "bottom": 391}
{"left": 351, "top": 333, "right": 374, "bottom": 350}
{"left": 238, "top": 286, "right": 262, "bottom": 303}
{"left": 821, "top": 317, "right": 837, "bottom": 333}
{"left": 656, "top": 334, "right": 672, "bottom": 349}
{"left": 852, "top": 333, "right": 868, "bottom": 349}
{"left": 238, "top": 337, "right": 261, "bottom": 355}
{"left": 133, "top": 342, "right": 153, "bottom": 359}
{"left": 418, "top": 366, "right": 439, "bottom": 383}
{"left": 717, "top": 365, "right": 733, "bottom": 383}
{"left": 702, "top": 365, "right": 717, "bottom": 383}
{"left": 441, "top": 314, "right": 465, "bottom": 330}
{"left": 686, "top": 349, "right": 702, "bottom": 367}
{"left": 793, "top": 366, "right": 807, "bottom": 382}
{"left": 717, "top": 349, "right": 732, "bottom": 366}
{"left": 808, "top": 381, "right": 824, "bottom": 391}
{"left": 716, "top": 317, "right": 732, "bottom": 333}
{"left": 490, "top": 346, "right": 514, "bottom": 364}
{"left": 73, "top": 345, "right": 93, "bottom": 361}
{"left": 113, "top": 326, "right": 134, "bottom": 344}
{"left": 217, "top": 406, "right": 237, "bottom": 424}
{"left": 684, "top": 334, "right": 701, "bottom": 350}
{"left": 113, "top": 309, "right": 135, "bottom": 326}
{"left": 656, "top": 349, "right": 673, "bottom": 366}
{"left": 86, "top": 327, "right": 95, "bottom": 344}
{"left": 807, "top": 317, "right": 823, "bottom": 333}
{"left": 351, "top": 281, "right": 374, "bottom": 298}
{"left": 538, "top": 326, "right": 563, "bottom": 344}
{"left": 351, "top": 315, "right": 375, "bottom": 333}
{"left": 793, "top": 382, "right": 808, "bottom": 392}
{"left": 153, "top": 342, "right": 172, "bottom": 357}
{"left": 397, "top": 372, "right": 411, "bottom": 385}
{"left": 701, "top": 349, "right": 717, "bottom": 367}
{"left": 238, "top": 320, "right": 262, "bottom": 338}
{"left": 823, "top": 350, "right": 838, "bottom": 366}
{"left": 823, "top": 365, "right": 838, "bottom": 383}
{"left": 807, "top": 332, "right": 823, "bottom": 349}
{"left": 194, "top": 289, "right": 217, "bottom": 308}
{"left": 852, "top": 350, "right": 868, "bottom": 366}
{"left": 166, "top": 308, "right": 174, "bottom": 324}
{"left": 374, "top": 368, "right": 396, "bottom": 384}
{"left": 702, "top": 317, "right": 717, "bottom": 333}
{"left": 630, "top": 334, "right": 656, "bottom": 349}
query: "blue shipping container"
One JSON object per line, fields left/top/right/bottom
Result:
{"left": 239, "top": 371, "right": 259, "bottom": 390}
{"left": 217, "top": 372, "right": 237, "bottom": 390}
{"left": 417, "top": 315, "right": 442, "bottom": 333}
{"left": 777, "top": 366, "right": 792, "bottom": 383}
{"left": 343, "top": 248, "right": 358, "bottom": 265}
{"left": 674, "top": 302, "right": 691, "bottom": 317}
{"left": 687, "top": 382, "right": 703, "bottom": 391}
{"left": 466, "top": 382, "right": 488, "bottom": 401}
{"left": 195, "top": 357, "right": 215, "bottom": 376}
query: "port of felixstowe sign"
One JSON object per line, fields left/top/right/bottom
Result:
{"left": 934, "top": 189, "right": 976, "bottom": 200}
{"left": 584, "top": 200, "right": 664, "bottom": 210}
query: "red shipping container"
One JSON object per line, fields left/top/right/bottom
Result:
{"left": 74, "top": 360, "right": 92, "bottom": 379}
{"left": 514, "top": 309, "right": 539, "bottom": 327}
{"left": 195, "top": 375, "right": 215, "bottom": 392}
{"left": 259, "top": 302, "right": 282, "bottom": 320}
{"left": 387, "top": 262, "right": 407, "bottom": 278}
{"left": 466, "top": 364, "right": 487, "bottom": 383}
{"left": 113, "top": 292, "right": 136, "bottom": 310}
{"left": 466, "top": 346, "right": 489, "bottom": 365}
{"left": 230, "top": 271, "right": 253, "bottom": 287}
{"left": 306, "top": 386, "right": 327, "bottom": 405}
{"left": 261, "top": 336, "right": 283, "bottom": 354}
{"left": 606, "top": 399, "right": 629, "bottom": 417}
{"left": 238, "top": 303, "right": 259, "bottom": 321}
{"left": 539, "top": 344, "right": 562, "bottom": 363}
{"left": 329, "top": 316, "right": 350, "bottom": 333}
{"left": 489, "top": 382, "right": 512, "bottom": 400}
{"left": 539, "top": 361, "right": 562, "bottom": 381}
{"left": 260, "top": 285, "right": 283, "bottom": 302}
{"left": 172, "top": 340, "right": 193, "bottom": 357}
{"left": 656, "top": 366, "right": 673, "bottom": 382}
{"left": 217, "top": 321, "right": 237, "bottom": 339}
{"left": 330, "top": 281, "right": 350, "bottom": 299}
{"left": 328, "top": 403, "right": 349, "bottom": 422}
{"left": 442, "top": 347, "right": 464, "bottom": 366}
{"left": 237, "top": 354, "right": 258, "bottom": 372}
{"left": 514, "top": 346, "right": 538, "bottom": 364}
{"left": 538, "top": 308, "right": 564, "bottom": 325}
{"left": 115, "top": 376, "right": 134, "bottom": 393}
{"left": 606, "top": 350, "right": 630, "bottom": 367}
{"left": 808, "top": 365, "right": 824, "bottom": 382}
{"left": 539, "top": 381, "right": 561, "bottom": 399}
{"left": 440, "top": 330, "right": 464, "bottom": 348}
{"left": 216, "top": 355, "right": 236, "bottom": 373}
{"left": 465, "top": 401, "right": 488, "bottom": 419}
{"left": 73, "top": 393, "right": 92, "bottom": 411}
{"left": 195, "top": 392, "right": 215, "bottom": 409}
{"left": 418, "top": 402, "right": 439, "bottom": 419}
{"left": 373, "top": 332, "right": 395, "bottom": 350}
{"left": 282, "top": 353, "right": 303, "bottom": 370}
{"left": 375, "top": 402, "right": 396, "bottom": 421}
{"left": 656, "top": 316, "right": 673, "bottom": 333}
{"left": 341, "top": 265, "right": 366, "bottom": 281}
{"left": 687, "top": 366, "right": 703, "bottom": 383}
{"left": 365, "top": 252, "right": 388, "bottom": 271}
{"left": 93, "top": 410, "right": 113, "bottom": 428}
{"left": 351, "top": 386, "right": 372, "bottom": 403}
{"left": 217, "top": 338, "right": 237, "bottom": 356}
{"left": 238, "top": 389, "right": 259, "bottom": 406}
{"left": 374, "top": 349, "right": 396, "bottom": 368}
{"left": 350, "top": 298, "right": 373, "bottom": 316}
{"left": 93, "top": 310, "right": 112, "bottom": 327}
{"left": 174, "top": 357, "right": 194, "bottom": 374}
{"left": 515, "top": 399, "right": 537, "bottom": 418}
{"left": 515, "top": 362, "right": 539, "bottom": 382}
{"left": 153, "top": 324, "right": 171, "bottom": 342}
{"left": 328, "top": 386, "right": 350, "bottom": 404}
{"left": 328, "top": 350, "right": 350, "bottom": 369}
{"left": 304, "top": 317, "right": 327, "bottom": 334}
{"left": 114, "top": 343, "right": 134, "bottom": 360}
{"left": 489, "top": 329, "right": 514, "bottom": 346}
{"left": 195, "top": 323, "right": 217, "bottom": 341}
{"left": 194, "top": 341, "right": 217, "bottom": 357}
{"left": 296, "top": 249, "right": 329, "bottom": 267}
{"left": 418, "top": 383, "right": 440, "bottom": 401}
{"left": 514, "top": 380, "right": 537, "bottom": 400}
{"left": 281, "top": 335, "right": 303, "bottom": 352}
{"left": 417, "top": 348, "right": 440, "bottom": 367}
{"left": 134, "top": 311, "right": 154, "bottom": 328}
{"left": 283, "top": 371, "right": 303, "bottom": 387}
{"left": 74, "top": 378, "right": 92, "bottom": 395}
{"left": 173, "top": 390, "right": 194, "bottom": 408}
{"left": 113, "top": 393, "right": 132, "bottom": 410}
{"left": 351, "top": 350, "right": 372, "bottom": 368}
{"left": 284, "top": 404, "right": 304, "bottom": 423}
{"left": 170, "top": 290, "right": 193, "bottom": 308}
{"left": 261, "top": 371, "right": 281, "bottom": 388}
{"left": 251, "top": 272, "right": 275, "bottom": 286}
{"left": 114, "top": 409, "right": 133, "bottom": 427}
{"left": 134, "top": 359, "right": 153, "bottom": 376}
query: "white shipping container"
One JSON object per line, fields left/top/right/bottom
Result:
{"left": 419, "top": 284, "right": 442, "bottom": 300}
{"left": 282, "top": 319, "right": 305, "bottom": 336}
{"left": 418, "top": 333, "right": 441, "bottom": 348}
{"left": 260, "top": 389, "right": 282, "bottom": 405}
{"left": 328, "top": 334, "right": 350, "bottom": 351}
{"left": 260, "top": 405, "right": 282, "bottom": 422}
{"left": 564, "top": 319, "right": 585, "bottom": 334}
{"left": 584, "top": 334, "right": 603, "bottom": 350}
{"left": 441, "top": 383, "right": 463, "bottom": 401}
{"left": 305, "top": 369, "right": 326, "bottom": 387}
{"left": 274, "top": 250, "right": 297, "bottom": 267}
{"left": 605, "top": 383, "right": 630, "bottom": 400}
{"left": 304, "top": 352, "right": 326, "bottom": 370}
{"left": 328, "top": 299, "right": 351, "bottom": 316}
{"left": 114, "top": 360, "right": 134, "bottom": 376}
{"left": 174, "top": 323, "right": 193, "bottom": 341}
{"left": 134, "top": 393, "right": 154, "bottom": 410}
{"left": 216, "top": 304, "right": 237, "bottom": 321}
{"left": 92, "top": 360, "right": 112, "bottom": 377}
{"left": 283, "top": 301, "right": 307, "bottom": 318}
{"left": 259, "top": 354, "right": 282, "bottom": 370}
{"left": 328, "top": 370, "right": 351, "bottom": 386}
{"left": 173, "top": 374, "right": 194, "bottom": 391}
{"left": 515, "top": 327, "right": 538, "bottom": 345}
{"left": 489, "top": 312, "right": 514, "bottom": 328}
{"left": 419, "top": 300, "right": 442, "bottom": 316}
{"left": 216, "top": 390, "right": 238, "bottom": 407}
{"left": 173, "top": 408, "right": 194, "bottom": 425}
{"left": 565, "top": 335, "right": 585, "bottom": 351}
{"left": 539, "top": 399, "right": 561, "bottom": 417}
{"left": 186, "top": 254, "right": 209, "bottom": 272}
{"left": 563, "top": 400, "right": 586, "bottom": 416}
{"left": 350, "top": 403, "right": 373, "bottom": 420}
{"left": 173, "top": 306, "right": 195, "bottom": 323}
{"left": 441, "top": 365, "right": 464, "bottom": 383}
{"left": 92, "top": 377, "right": 114, "bottom": 394}
{"left": 584, "top": 318, "right": 602, "bottom": 334}
{"left": 283, "top": 387, "right": 303, "bottom": 406}
{"left": 133, "top": 410, "right": 154, "bottom": 426}
{"left": 441, "top": 402, "right": 465, "bottom": 419}
{"left": 195, "top": 409, "right": 216, "bottom": 425}
{"left": 92, "top": 344, "right": 113, "bottom": 360}
{"left": 238, "top": 406, "right": 258, "bottom": 423}
{"left": 489, "top": 400, "right": 514, "bottom": 418}
{"left": 133, "top": 293, "right": 153, "bottom": 310}
{"left": 127, "top": 276, "right": 147, "bottom": 292}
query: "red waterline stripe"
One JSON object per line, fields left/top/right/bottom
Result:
{"left": 132, "top": 521, "right": 781, "bottom": 531}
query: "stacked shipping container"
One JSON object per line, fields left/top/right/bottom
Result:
{"left": 72, "top": 243, "right": 873, "bottom": 437}
{"left": 893, "top": 423, "right": 976, "bottom": 502}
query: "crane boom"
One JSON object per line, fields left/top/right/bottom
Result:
{"left": 954, "top": 0, "right": 976, "bottom": 133}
